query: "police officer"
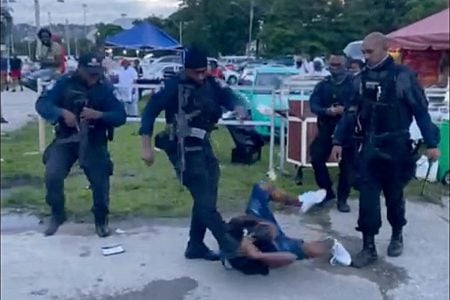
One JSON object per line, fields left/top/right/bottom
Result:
{"left": 332, "top": 32, "right": 440, "bottom": 268}
{"left": 140, "top": 48, "right": 246, "bottom": 261}
{"left": 35, "top": 53, "right": 127, "bottom": 237}
{"left": 309, "top": 54, "right": 353, "bottom": 213}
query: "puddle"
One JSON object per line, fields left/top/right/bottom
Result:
{"left": 64, "top": 277, "right": 198, "bottom": 300}
{"left": 299, "top": 204, "right": 410, "bottom": 300}
{"left": 0, "top": 174, "right": 43, "bottom": 189}
{"left": 1, "top": 210, "right": 42, "bottom": 233}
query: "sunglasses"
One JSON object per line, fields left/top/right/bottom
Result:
{"left": 329, "top": 63, "right": 343, "bottom": 68}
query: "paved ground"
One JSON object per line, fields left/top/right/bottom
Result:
{"left": 1, "top": 89, "right": 449, "bottom": 300}
{"left": 1, "top": 196, "right": 449, "bottom": 300}
{"left": 1, "top": 89, "right": 39, "bottom": 133}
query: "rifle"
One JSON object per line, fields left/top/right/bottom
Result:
{"left": 56, "top": 89, "right": 91, "bottom": 167}
{"left": 175, "top": 83, "right": 202, "bottom": 184}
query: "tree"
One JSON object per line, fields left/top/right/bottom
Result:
{"left": 1, "top": 7, "right": 13, "bottom": 46}
{"left": 95, "top": 23, "right": 123, "bottom": 46}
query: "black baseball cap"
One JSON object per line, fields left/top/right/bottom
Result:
{"left": 78, "top": 53, "right": 104, "bottom": 75}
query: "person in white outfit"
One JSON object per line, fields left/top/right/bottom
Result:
{"left": 310, "top": 57, "right": 330, "bottom": 77}
{"left": 117, "top": 60, "right": 139, "bottom": 117}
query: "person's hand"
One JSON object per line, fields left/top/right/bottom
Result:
{"left": 234, "top": 106, "right": 248, "bottom": 123}
{"left": 80, "top": 107, "right": 103, "bottom": 121}
{"left": 425, "top": 148, "right": 440, "bottom": 162}
{"left": 141, "top": 147, "right": 155, "bottom": 167}
{"left": 331, "top": 145, "right": 343, "bottom": 162}
{"left": 327, "top": 105, "right": 344, "bottom": 116}
{"left": 61, "top": 109, "right": 77, "bottom": 128}
{"left": 239, "top": 236, "right": 261, "bottom": 259}
{"left": 333, "top": 105, "right": 345, "bottom": 115}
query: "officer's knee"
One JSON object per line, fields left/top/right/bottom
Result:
{"left": 45, "top": 166, "right": 67, "bottom": 183}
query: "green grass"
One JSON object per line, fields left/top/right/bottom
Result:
{"left": 0, "top": 119, "right": 440, "bottom": 218}
{"left": 0, "top": 121, "right": 318, "bottom": 218}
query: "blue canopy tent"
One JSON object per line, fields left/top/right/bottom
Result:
{"left": 105, "top": 22, "right": 182, "bottom": 50}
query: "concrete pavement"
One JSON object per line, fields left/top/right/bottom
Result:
{"left": 1, "top": 89, "right": 39, "bottom": 133}
{"left": 1, "top": 197, "right": 449, "bottom": 300}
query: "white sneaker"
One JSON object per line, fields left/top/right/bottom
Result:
{"left": 330, "top": 239, "right": 352, "bottom": 266}
{"left": 299, "top": 189, "right": 327, "bottom": 213}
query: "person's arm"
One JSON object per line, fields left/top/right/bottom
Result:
{"left": 35, "top": 78, "right": 66, "bottom": 124}
{"left": 398, "top": 70, "right": 440, "bottom": 149}
{"left": 254, "top": 252, "right": 297, "bottom": 269}
{"left": 309, "top": 82, "right": 329, "bottom": 117}
{"left": 228, "top": 215, "right": 262, "bottom": 228}
{"left": 99, "top": 86, "right": 127, "bottom": 127}
{"left": 214, "top": 79, "right": 248, "bottom": 120}
{"left": 333, "top": 75, "right": 361, "bottom": 146}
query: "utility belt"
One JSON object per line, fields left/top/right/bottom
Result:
{"left": 154, "top": 124, "right": 209, "bottom": 153}
{"left": 353, "top": 129, "right": 418, "bottom": 161}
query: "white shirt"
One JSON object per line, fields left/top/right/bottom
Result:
{"left": 116, "top": 66, "right": 138, "bottom": 103}
{"left": 118, "top": 66, "right": 138, "bottom": 87}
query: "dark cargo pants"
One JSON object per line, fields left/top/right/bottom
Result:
{"left": 43, "top": 141, "right": 113, "bottom": 220}
{"left": 167, "top": 142, "right": 239, "bottom": 255}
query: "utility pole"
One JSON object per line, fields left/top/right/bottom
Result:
{"left": 34, "top": 0, "right": 40, "bottom": 30}
{"left": 82, "top": 3, "right": 87, "bottom": 36}
{"left": 179, "top": 22, "right": 183, "bottom": 45}
{"left": 47, "top": 11, "right": 52, "bottom": 30}
{"left": 65, "top": 18, "right": 71, "bottom": 56}
{"left": 248, "top": 0, "right": 254, "bottom": 56}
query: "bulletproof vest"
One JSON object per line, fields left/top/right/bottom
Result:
{"left": 358, "top": 66, "right": 406, "bottom": 137}
{"left": 183, "top": 78, "right": 223, "bottom": 132}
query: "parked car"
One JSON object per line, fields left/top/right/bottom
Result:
{"left": 236, "top": 66, "right": 300, "bottom": 137}
{"left": 208, "top": 58, "right": 239, "bottom": 85}
{"left": 143, "top": 62, "right": 183, "bottom": 82}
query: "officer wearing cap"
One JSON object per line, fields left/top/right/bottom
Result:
{"left": 140, "top": 47, "right": 247, "bottom": 261}
{"left": 35, "top": 53, "right": 127, "bottom": 237}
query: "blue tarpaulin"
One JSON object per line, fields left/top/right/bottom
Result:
{"left": 105, "top": 22, "right": 182, "bottom": 49}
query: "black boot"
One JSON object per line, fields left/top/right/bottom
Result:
{"left": 95, "top": 215, "right": 110, "bottom": 238}
{"left": 352, "top": 235, "right": 378, "bottom": 268}
{"left": 44, "top": 213, "right": 66, "bottom": 236}
{"left": 387, "top": 228, "right": 403, "bottom": 257}
{"left": 337, "top": 201, "right": 351, "bottom": 213}
{"left": 185, "top": 242, "right": 220, "bottom": 261}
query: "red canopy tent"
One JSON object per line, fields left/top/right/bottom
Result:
{"left": 388, "top": 8, "right": 449, "bottom": 50}
{"left": 387, "top": 8, "right": 449, "bottom": 87}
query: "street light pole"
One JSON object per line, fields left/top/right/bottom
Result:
{"left": 65, "top": 18, "right": 71, "bottom": 56}
{"left": 179, "top": 22, "right": 183, "bottom": 45}
{"left": 248, "top": 0, "right": 254, "bottom": 56}
{"left": 82, "top": 3, "right": 87, "bottom": 36}
{"left": 34, "top": 0, "right": 40, "bottom": 30}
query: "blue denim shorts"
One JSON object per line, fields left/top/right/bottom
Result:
{"left": 245, "top": 182, "right": 306, "bottom": 260}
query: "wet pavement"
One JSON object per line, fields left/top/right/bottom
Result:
{"left": 1, "top": 196, "right": 449, "bottom": 300}
{"left": 0, "top": 89, "right": 39, "bottom": 133}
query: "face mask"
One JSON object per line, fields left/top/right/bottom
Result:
{"left": 330, "top": 68, "right": 346, "bottom": 77}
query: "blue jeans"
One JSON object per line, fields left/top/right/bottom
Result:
{"left": 245, "top": 182, "right": 306, "bottom": 260}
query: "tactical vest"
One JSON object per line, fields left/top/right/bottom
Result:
{"left": 358, "top": 66, "right": 408, "bottom": 137}
{"left": 182, "top": 78, "right": 223, "bottom": 133}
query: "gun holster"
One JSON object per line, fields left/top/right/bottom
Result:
{"left": 155, "top": 129, "right": 177, "bottom": 153}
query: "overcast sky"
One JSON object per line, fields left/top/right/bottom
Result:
{"left": 7, "top": 0, "right": 179, "bottom": 25}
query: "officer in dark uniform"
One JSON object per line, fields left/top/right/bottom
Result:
{"left": 310, "top": 54, "right": 353, "bottom": 213}
{"left": 140, "top": 48, "right": 246, "bottom": 261}
{"left": 35, "top": 53, "right": 127, "bottom": 237}
{"left": 332, "top": 32, "right": 440, "bottom": 268}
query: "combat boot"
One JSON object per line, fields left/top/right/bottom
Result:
{"left": 337, "top": 201, "right": 351, "bottom": 213}
{"left": 352, "top": 235, "right": 378, "bottom": 268}
{"left": 387, "top": 228, "right": 403, "bottom": 257}
{"left": 44, "top": 213, "right": 66, "bottom": 236}
{"left": 185, "top": 242, "right": 220, "bottom": 261}
{"left": 95, "top": 215, "right": 111, "bottom": 238}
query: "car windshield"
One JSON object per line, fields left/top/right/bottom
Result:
{"left": 255, "top": 73, "right": 295, "bottom": 89}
